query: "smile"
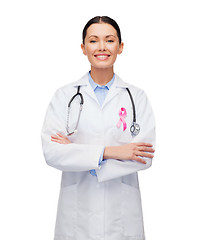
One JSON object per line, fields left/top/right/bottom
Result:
{"left": 94, "top": 54, "right": 110, "bottom": 60}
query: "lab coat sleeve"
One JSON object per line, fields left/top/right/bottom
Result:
{"left": 41, "top": 88, "right": 104, "bottom": 172}
{"left": 96, "top": 89, "right": 156, "bottom": 182}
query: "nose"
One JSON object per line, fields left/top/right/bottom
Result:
{"left": 98, "top": 40, "right": 106, "bottom": 51}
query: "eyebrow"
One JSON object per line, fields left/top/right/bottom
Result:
{"left": 88, "top": 35, "right": 116, "bottom": 39}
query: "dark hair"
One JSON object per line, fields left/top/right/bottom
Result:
{"left": 82, "top": 16, "right": 122, "bottom": 44}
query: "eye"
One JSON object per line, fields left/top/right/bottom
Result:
{"left": 107, "top": 40, "right": 114, "bottom": 43}
{"left": 90, "top": 40, "right": 96, "bottom": 43}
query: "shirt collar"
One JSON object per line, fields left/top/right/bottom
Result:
{"left": 88, "top": 71, "right": 115, "bottom": 90}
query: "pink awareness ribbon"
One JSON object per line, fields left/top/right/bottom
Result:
{"left": 116, "top": 107, "right": 127, "bottom": 131}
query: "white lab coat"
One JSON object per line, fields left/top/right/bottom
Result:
{"left": 41, "top": 73, "right": 155, "bottom": 240}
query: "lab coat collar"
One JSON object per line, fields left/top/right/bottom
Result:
{"left": 72, "top": 72, "right": 129, "bottom": 109}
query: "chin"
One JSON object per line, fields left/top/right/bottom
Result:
{"left": 92, "top": 65, "right": 114, "bottom": 70}
{"left": 91, "top": 62, "right": 114, "bottom": 69}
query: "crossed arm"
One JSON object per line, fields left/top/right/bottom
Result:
{"left": 42, "top": 88, "right": 155, "bottom": 181}
{"left": 51, "top": 133, "right": 155, "bottom": 164}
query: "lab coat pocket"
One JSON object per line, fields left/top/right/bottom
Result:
{"left": 121, "top": 182, "right": 144, "bottom": 237}
{"left": 54, "top": 183, "right": 77, "bottom": 237}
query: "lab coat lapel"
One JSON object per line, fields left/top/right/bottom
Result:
{"left": 72, "top": 73, "right": 99, "bottom": 105}
{"left": 83, "top": 84, "right": 100, "bottom": 105}
{"left": 101, "top": 74, "right": 129, "bottom": 109}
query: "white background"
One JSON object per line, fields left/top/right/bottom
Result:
{"left": 0, "top": 0, "right": 201, "bottom": 239}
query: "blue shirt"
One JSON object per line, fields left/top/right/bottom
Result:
{"left": 88, "top": 71, "right": 115, "bottom": 176}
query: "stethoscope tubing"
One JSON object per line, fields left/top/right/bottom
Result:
{"left": 125, "top": 88, "right": 136, "bottom": 123}
{"left": 68, "top": 86, "right": 84, "bottom": 107}
{"left": 67, "top": 85, "right": 140, "bottom": 136}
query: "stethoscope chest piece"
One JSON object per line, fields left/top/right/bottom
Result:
{"left": 130, "top": 122, "right": 140, "bottom": 137}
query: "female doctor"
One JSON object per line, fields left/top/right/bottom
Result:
{"left": 41, "top": 16, "right": 155, "bottom": 240}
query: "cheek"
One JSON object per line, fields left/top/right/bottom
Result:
{"left": 85, "top": 45, "right": 96, "bottom": 55}
{"left": 107, "top": 44, "right": 119, "bottom": 55}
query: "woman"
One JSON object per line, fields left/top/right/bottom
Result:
{"left": 41, "top": 16, "right": 155, "bottom": 240}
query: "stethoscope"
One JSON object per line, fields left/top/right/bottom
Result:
{"left": 66, "top": 86, "right": 140, "bottom": 137}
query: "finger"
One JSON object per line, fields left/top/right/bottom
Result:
{"left": 51, "top": 138, "right": 68, "bottom": 144}
{"left": 57, "top": 133, "right": 71, "bottom": 143}
{"left": 66, "top": 139, "right": 71, "bottom": 144}
{"left": 138, "top": 146, "right": 155, "bottom": 153}
{"left": 51, "top": 135, "right": 59, "bottom": 139}
{"left": 51, "top": 136, "right": 70, "bottom": 143}
{"left": 136, "top": 151, "right": 154, "bottom": 159}
{"left": 135, "top": 142, "right": 153, "bottom": 147}
{"left": 133, "top": 156, "right": 147, "bottom": 164}
{"left": 57, "top": 133, "right": 68, "bottom": 139}
{"left": 52, "top": 134, "right": 67, "bottom": 141}
{"left": 56, "top": 132, "right": 67, "bottom": 139}
{"left": 51, "top": 138, "right": 61, "bottom": 143}
{"left": 51, "top": 136, "right": 64, "bottom": 142}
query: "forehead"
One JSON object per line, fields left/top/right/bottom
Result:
{"left": 86, "top": 23, "right": 117, "bottom": 37}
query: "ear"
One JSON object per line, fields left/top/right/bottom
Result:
{"left": 81, "top": 43, "right": 87, "bottom": 55}
{"left": 118, "top": 42, "right": 124, "bottom": 55}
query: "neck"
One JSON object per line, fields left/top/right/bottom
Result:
{"left": 90, "top": 66, "right": 114, "bottom": 85}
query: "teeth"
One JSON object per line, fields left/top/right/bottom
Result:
{"left": 96, "top": 55, "right": 109, "bottom": 59}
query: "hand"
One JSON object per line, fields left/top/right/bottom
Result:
{"left": 51, "top": 132, "right": 71, "bottom": 144}
{"left": 104, "top": 142, "right": 155, "bottom": 164}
